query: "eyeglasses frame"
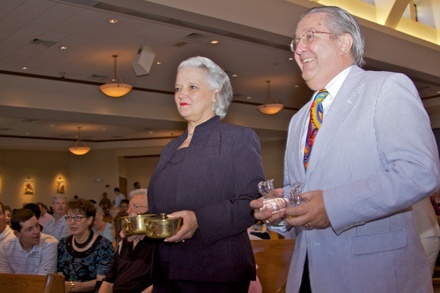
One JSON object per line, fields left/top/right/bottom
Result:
{"left": 65, "top": 215, "right": 87, "bottom": 222}
{"left": 290, "top": 30, "right": 334, "bottom": 52}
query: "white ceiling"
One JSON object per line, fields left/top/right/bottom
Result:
{"left": 0, "top": 0, "right": 439, "bottom": 152}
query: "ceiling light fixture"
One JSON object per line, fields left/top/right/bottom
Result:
{"left": 257, "top": 80, "right": 284, "bottom": 115}
{"left": 69, "top": 127, "right": 91, "bottom": 155}
{"left": 99, "top": 55, "right": 132, "bottom": 98}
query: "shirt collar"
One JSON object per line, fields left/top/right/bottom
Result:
{"left": 324, "top": 65, "right": 353, "bottom": 98}
{"left": 319, "top": 65, "right": 353, "bottom": 112}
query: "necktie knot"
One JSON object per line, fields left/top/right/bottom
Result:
{"left": 310, "top": 89, "right": 328, "bottom": 128}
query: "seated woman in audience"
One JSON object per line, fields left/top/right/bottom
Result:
{"left": 3, "top": 205, "right": 12, "bottom": 226}
{"left": 57, "top": 198, "right": 113, "bottom": 293}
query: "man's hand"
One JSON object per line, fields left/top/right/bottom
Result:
{"left": 284, "top": 190, "right": 330, "bottom": 229}
{"left": 121, "top": 230, "right": 145, "bottom": 242}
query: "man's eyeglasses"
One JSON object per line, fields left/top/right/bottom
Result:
{"left": 290, "top": 30, "right": 334, "bottom": 52}
{"left": 129, "top": 204, "right": 148, "bottom": 210}
{"left": 128, "top": 204, "right": 149, "bottom": 215}
{"left": 65, "top": 215, "right": 87, "bottom": 222}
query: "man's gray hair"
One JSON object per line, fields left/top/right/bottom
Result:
{"left": 52, "top": 193, "right": 67, "bottom": 204}
{"left": 130, "top": 188, "right": 148, "bottom": 198}
{"left": 301, "top": 6, "right": 365, "bottom": 66}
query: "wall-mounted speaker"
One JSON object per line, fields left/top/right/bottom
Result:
{"left": 132, "top": 45, "right": 155, "bottom": 76}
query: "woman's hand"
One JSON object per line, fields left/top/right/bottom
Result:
{"left": 65, "top": 281, "right": 73, "bottom": 293}
{"left": 164, "top": 210, "right": 198, "bottom": 243}
{"left": 250, "top": 188, "right": 285, "bottom": 224}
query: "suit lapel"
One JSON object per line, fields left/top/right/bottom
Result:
{"left": 287, "top": 104, "right": 309, "bottom": 182}
{"left": 305, "top": 66, "right": 365, "bottom": 177}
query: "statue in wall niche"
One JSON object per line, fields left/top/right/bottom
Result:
{"left": 24, "top": 178, "right": 34, "bottom": 195}
{"left": 56, "top": 179, "right": 65, "bottom": 194}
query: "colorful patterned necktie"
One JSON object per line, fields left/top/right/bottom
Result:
{"left": 303, "top": 89, "right": 329, "bottom": 170}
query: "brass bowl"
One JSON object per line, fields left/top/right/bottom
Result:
{"left": 120, "top": 214, "right": 157, "bottom": 236}
{"left": 145, "top": 213, "right": 183, "bottom": 239}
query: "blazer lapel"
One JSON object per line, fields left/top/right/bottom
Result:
{"left": 149, "top": 135, "right": 185, "bottom": 186}
{"left": 305, "top": 66, "right": 365, "bottom": 177}
{"left": 286, "top": 104, "right": 309, "bottom": 183}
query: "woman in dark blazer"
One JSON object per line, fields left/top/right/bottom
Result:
{"left": 148, "top": 56, "right": 265, "bottom": 292}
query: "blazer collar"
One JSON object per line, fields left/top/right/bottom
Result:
{"left": 149, "top": 115, "right": 221, "bottom": 184}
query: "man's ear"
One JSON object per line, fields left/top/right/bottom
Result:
{"left": 338, "top": 33, "right": 353, "bottom": 56}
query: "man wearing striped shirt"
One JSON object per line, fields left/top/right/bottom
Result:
{"left": 0, "top": 208, "right": 58, "bottom": 275}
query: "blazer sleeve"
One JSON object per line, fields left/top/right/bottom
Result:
{"left": 195, "top": 127, "right": 265, "bottom": 245}
{"left": 325, "top": 73, "right": 440, "bottom": 234}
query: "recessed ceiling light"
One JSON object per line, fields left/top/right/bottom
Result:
{"left": 108, "top": 19, "right": 118, "bottom": 24}
{"left": 246, "top": 96, "right": 252, "bottom": 100}
{"left": 210, "top": 40, "right": 219, "bottom": 44}
{"left": 156, "top": 61, "right": 162, "bottom": 65}
{"left": 59, "top": 46, "right": 68, "bottom": 50}
{"left": 22, "top": 66, "right": 28, "bottom": 70}
{"left": 232, "top": 74, "right": 238, "bottom": 77}
{"left": 288, "top": 57, "right": 294, "bottom": 61}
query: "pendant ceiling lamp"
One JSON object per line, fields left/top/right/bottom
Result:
{"left": 99, "top": 55, "right": 132, "bottom": 98}
{"left": 69, "top": 127, "right": 91, "bottom": 155}
{"left": 257, "top": 80, "right": 284, "bottom": 115}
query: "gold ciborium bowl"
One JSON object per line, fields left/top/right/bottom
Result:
{"left": 120, "top": 214, "right": 157, "bottom": 236}
{"left": 145, "top": 213, "right": 183, "bottom": 239}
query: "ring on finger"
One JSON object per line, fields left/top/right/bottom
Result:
{"left": 305, "top": 222, "right": 311, "bottom": 228}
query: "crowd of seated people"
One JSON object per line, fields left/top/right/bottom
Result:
{"left": 2, "top": 186, "right": 439, "bottom": 293}
{"left": 0, "top": 187, "right": 156, "bottom": 291}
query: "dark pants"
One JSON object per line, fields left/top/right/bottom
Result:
{"left": 152, "top": 279, "right": 250, "bottom": 293}
{"left": 299, "top": 255, "right": 312, "bottom": 293}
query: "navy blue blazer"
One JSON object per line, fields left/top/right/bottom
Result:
{"left": 148, "top": 116, "right": 265, "bottom": 282}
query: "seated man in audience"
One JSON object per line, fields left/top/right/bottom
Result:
{"left": 0, "top": 208, "right": 58, "bottom": 275}
{"left": 0, "top": 202, "right": 14, "bottom": 243}
{"left": 99, "top": 189, "right": 153, "bottom": 293}
{"left": 43, "top": 194, "right": 69, "bottom": 240}
{"left": 118, "top": 199, "right": 129, "bottom": 214}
